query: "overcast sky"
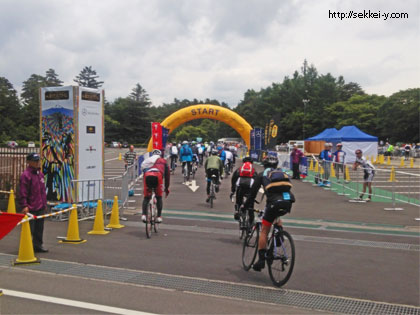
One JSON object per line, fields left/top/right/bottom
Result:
{"left": 0, "top": 0, "right": 418, "bottom": 107}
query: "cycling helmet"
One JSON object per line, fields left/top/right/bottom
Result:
{"left": 336, "top": 143, "right": 343, "bottom": 147}
{"left": 182, "top": 140, "right": 188, "bottom": 145}
{"left": 242, "top": 156, "right": 253, "bottom": 163}
{"left": 151, "top": 149, "right": 162, "bottom": 156}
{"left": 355, "top": 149, "right": 362, "bottom": 155}
{"left": 262, "top": 155, "right": 279, "bottom": 168}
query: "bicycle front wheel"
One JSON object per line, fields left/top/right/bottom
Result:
{"left": 267, "top": 230, "right": 295, "bottom": 287}
{"left": 242, "top": 224, "right": 259, "bottom": 271}
{"left": 145, "top": 204, "right": 152, "bottom": 239}
{"left": 153, "top": 209, "right": 159, "bottom": 234}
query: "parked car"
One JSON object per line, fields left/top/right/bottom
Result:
{"left": 111, "top": 141, "right": 119, "bottom": 148}
{"left": 6, "top": 141, "right": 18, "bottom": 148}
{"left": 122, "top": 141, "right": 129, "bottom": 148}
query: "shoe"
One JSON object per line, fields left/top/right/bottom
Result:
{"left": 141, "top": 215, "right": 147, "bottom": 223}
{"left": 366, "top": 197, "right": 371, "bottom": 202}
{"left": 156, "top": 217, "right": 162, "bottom": 223}
{"left": 34, "top": 246, "right": 48, "bottom": 253}
{"left": 252, "top": 259, "right": 265, "bottom": 272}
{"left": 215, "top": 185, "right": 219, "bottom": 193}
{"left": 234, "top": 212, "right": 240, "bottom": 221}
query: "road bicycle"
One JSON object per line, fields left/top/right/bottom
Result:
{"left": 145, "top": 188, "right": 159, "bottom": 238}
{"left": 208, "top": 174, "right": 218, "bottom": 208}
{"left": 242, "top": 210, "right": 295, "bottom": 287}
{"left": 232, "top": 191, "right": 253, "bottom": 240}
{"left": 183, "top": 162, "right": 190, "bottom": 183}
{"left": 170, "top": 156, "right": 177, "bottom": 175}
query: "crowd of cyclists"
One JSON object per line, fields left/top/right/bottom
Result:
{"left": 140, "top": 139, "right": 296, "bottom": 272}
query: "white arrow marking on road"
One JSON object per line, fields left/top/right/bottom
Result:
{"left": 184, "top": 180, "right": 199, "bottom": 192}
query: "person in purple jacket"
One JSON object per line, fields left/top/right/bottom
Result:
{"left": 19, "top": 153, "right": 48, "bottom": 253}
{"left": 290, "top": 144, "right": 304, "bottom": 179}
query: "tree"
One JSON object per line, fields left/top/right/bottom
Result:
{"left": 129, "top": 83, "right": 151, "bottom": 104}
{"left": 45, "top": 68, "right": 63, "bottom": 87}
{"left": 21, "top": 74, "right": 47, "bottom": 140}
{"left": 0, "top": 77, "right": 21, "bottom": 142}
{"left": 377, "top": 88, "right": 420, "bottom": 143}
{"left": 73, "top": 66, "right": 104, "bottom": 88}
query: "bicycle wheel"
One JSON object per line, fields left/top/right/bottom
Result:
{"left": 267, "top": 230, "right": 295, "bottom": 287}
{"left": 145, "top": 204, "right": 152, "bottom": 239}
{"left": 242, "top": 224, "right": 259, "bottom": 271}
{"left": 239, "top": 209, "right": 247, "bottom": 240}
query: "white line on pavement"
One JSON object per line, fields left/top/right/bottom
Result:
{"left": 2, "top": 289, "right": 154, "bottom": 315}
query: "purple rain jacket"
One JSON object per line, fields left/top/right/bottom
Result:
{"left": 19, "top": 166, "right": 47, "bottom": 212}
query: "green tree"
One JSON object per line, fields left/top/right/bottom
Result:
{"left": 74, "top": 66, "right": 104, "bottom": 88}
{"left": 45, "top": 68, "right": 63, "bottom": 87}
{"left": 377, "top": 88, "right": 420, "bottom": 143}
{"left": 0, "top": 77, "right": 21, "bottom": 143}
{"left": 21, "top": 74, "right": 47, "bottom": 140}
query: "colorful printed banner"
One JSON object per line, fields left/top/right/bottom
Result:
{"left": 151, "top": 122, "right": 162, "bottom": 149}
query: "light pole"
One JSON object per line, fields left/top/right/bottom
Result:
{"left": 302, "top": 99, "right": 309, "bottom": 139}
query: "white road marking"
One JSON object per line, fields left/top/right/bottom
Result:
{"left": 105, "top": 157, "right": 119, "bottom": 162}
{"left": 2, "top": 289, "right": 154, "bottom": 315}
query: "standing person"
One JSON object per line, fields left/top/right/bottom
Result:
{"left": 333, "top": 143, "right": 346, "bottom": 181}
{"left": 290, "top": 144, "right": 303, "bottom": 179}
{"left": 244, "top": 155, "right": 295, "bottom": 271}
{"left": 19, "top": 153, "right": 48, "bottom": 253}
{"left": 141, "top": 150, "right": 170, "bottom": 223}
{"left": 353, "top": 149, "right": 375, "bottom": 202}
{"left": 124, "top": 145, "right": 137, "bottom": 171}
{"left": 319, "top": 143, "right": 333, "bottom": 186}
{"left": 230, "top": 156, "right": 257, "bottom": 223}
{"left": 204, "top": 149, "right": 224, "bottom": 203}
{"left": 404, "top": 143, "right": 411, "bottom": 160}
{"left": 386, "top": 143, "right": 394, "bottom": 158}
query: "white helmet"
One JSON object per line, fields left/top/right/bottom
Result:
{"left": 151, "top": 149, "right": 161, "bottom": 156}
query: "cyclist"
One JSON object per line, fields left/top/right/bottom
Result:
{"left": 169, "top": 142, "right": 178, "bottom": 171}
{"left": 191, "top": 141, "right": 199, "bottom": 172}
{"left": 224, "top": 147, "right": 234, "bottom": 175}
{"left": 230, "top": 156, "right": 257, "bottom": 224}
{"left": 218, "top": 146, "right": 226, "bottom": 166}
{"left": 179, "top": 140, "right": 193, "bottom": 178}
{"left": 141, "top": 149, "right": 170, "bottom": 223}
{"left": 204, "top": 149, "right": 224, "bottom": 203}
{"left": 244, "top": 155, "right": 295, "bottom": 272}
{"left": 197, "top": 143, "right": 205, "bottom": 166}
{"left": 353, "top": 149, "right": 375, "bottom": 201}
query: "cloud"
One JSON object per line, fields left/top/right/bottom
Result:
{"left": 0, "top": 0, "right": 418, "bottom": 108}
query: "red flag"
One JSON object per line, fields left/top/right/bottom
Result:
{"left": 151, "top": 122, "right": 162, "bottom": 150}
{"left": 0, "top": 212, "right": 25, "bottom": 240}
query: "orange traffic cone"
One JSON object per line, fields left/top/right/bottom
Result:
{"left": 106, "top": 196, "right": 124, "bottom": 229}
{"left": 88, "top": 200, "right": 109, "bottom": 235}
{"left": 13, "top": 217, "right": 40, "bottom": 265}
{"left": 7, "top": 190, "right": 16, "bottom": 214}
{"left": 59, "top": 204, "right": 86, "bottom": 244}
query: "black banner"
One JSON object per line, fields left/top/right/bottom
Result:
{"left": 264, "top": 116, "right": 280, "bottom": 150}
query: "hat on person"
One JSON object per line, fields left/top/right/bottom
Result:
{"left": 336, "top": 143, "right": 343, "bottom": 147}
{"left": 27, "top": 153, "right": 40, "bottom": 161}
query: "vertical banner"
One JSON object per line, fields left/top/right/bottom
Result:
{"left": 250, "top": 129, "right": 255, "bottom": 151}
{"left": 77, "top": 87, "right": 104, "bottom": 202}
{"left": 300, "top": 156, "right": 308, "bottom": 177}
{"left": 265, "top": 117, "right": 280, "bottom": 150}
{"left": 162, "top": 126, "right": 169, "bottom": 150}
{"left": 254, "top": 128, "right": 263, "bottom": 150}
{"left": 40, "top": 86, "right": 75, "bottom": 202}
{"left": 151, "top": 122, "right": 162, "bottom": 149}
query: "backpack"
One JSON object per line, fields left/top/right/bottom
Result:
{"left": 262, "top": 168, "right": 292, "bottom": 193}
{"left": 171, "top": 146, "right": 178, "bottom": 155}
{"left": 198, "top": 147, "right": 204, "bottom": 154}
{"left": 239, "top": 162, "right": 255, "bottom": 177}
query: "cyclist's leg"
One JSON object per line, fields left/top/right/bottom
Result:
{"left": 156, "top": 196, "right": 163, "bottom": 216}
{"left": 253, "top": 205, "right": 276, "bottom": 271}
{"left": 188, "top": 161, "right": 192, "bottom": 175}
{"left": 182, "top": 161, "right": 186, "bottom": 174}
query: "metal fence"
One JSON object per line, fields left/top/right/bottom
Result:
{"left": 0, "top": 147, "right": 39, "bottom": 194}
{"left": 300, "top": 156, "right": 420, "bottom": 208}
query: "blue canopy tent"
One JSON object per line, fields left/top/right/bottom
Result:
{"left": 305, "top": 128, "right": 340, "bottom": 142}
{"left": 337, "top": 126, "right": 378, "bottom": 162}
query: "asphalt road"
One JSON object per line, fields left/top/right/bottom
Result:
{"left": 1, "top": 148, "right": 419, "bottom": 314}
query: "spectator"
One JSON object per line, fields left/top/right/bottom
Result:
{"left": 404, "top": 143, "right": 411, "bottom": 160}
{"left": 124, "top": 145, "right": 137, "bottom": 170}
{"left": 333, "top": 143, "right": 346, "bottom": 181}
{"left": 19, "top": 153, "right": 48, "bottom": 253}
{"left": 386, "top": 143, "right": 394, "bottom": 158}
{"left": 319, "top": 143, "right": 333, "bottom": 186}
{"left": 290, "top": 144, "right": 304, "bottom": 179}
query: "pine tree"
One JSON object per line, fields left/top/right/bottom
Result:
{"left": 73, "top": 66, "right": 104, "bottom": 88}
{"left": 45, "top": 68, "right": 63, "bottom": 87}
